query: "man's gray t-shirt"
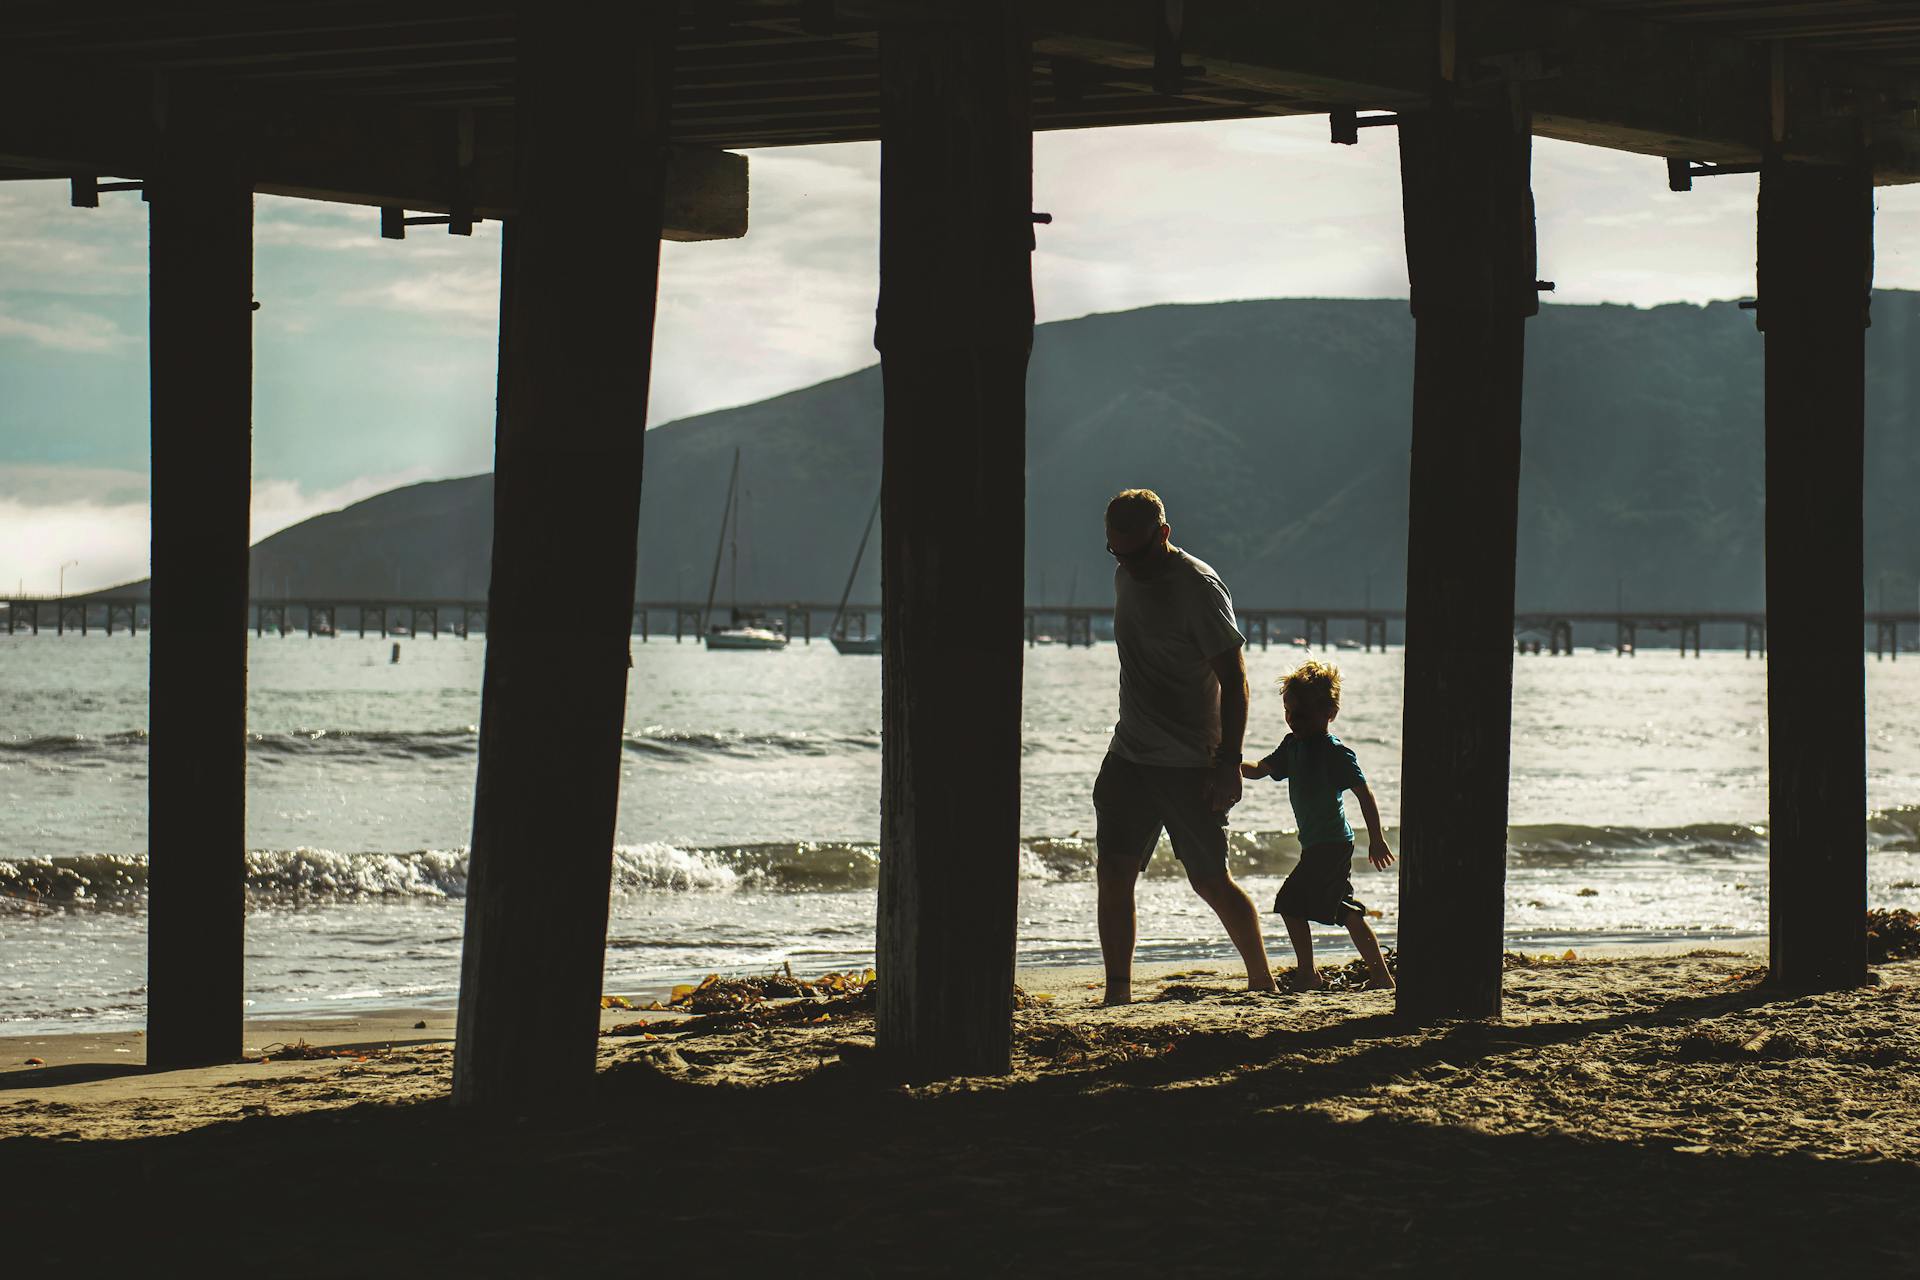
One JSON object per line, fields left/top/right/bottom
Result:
{"left": 1108, "top": 547, "right": 1245, "bottom": 768}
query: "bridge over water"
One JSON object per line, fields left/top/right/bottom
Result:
{"left": 6, "top": 593, "right": 1917, "bottom": 660}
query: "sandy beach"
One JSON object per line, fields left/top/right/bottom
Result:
{"left": 4, "top": 945, "right": 1918, "bottom": 1271}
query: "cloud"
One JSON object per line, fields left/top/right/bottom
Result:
{"left": 247, "top": 467, "right": 446, "bottom": 542}
{"left": 338, "top": 264, "right": 503, "bottom": 329}
{"left": 0, "top": 464, "right": 451, "bottom": 594}
{"left": 0, "top": 303, "right": 135, "bottom": 352}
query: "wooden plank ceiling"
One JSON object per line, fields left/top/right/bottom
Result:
{"left": 0, "top": 1, "right": 1914, "bottom": 161}
{"left": 1570, "top": 2, "right": 1920, "bottom": 67}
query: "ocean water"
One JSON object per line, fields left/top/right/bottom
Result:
{"left": 3, "top": 632, "right": 1919, "bottom": 1034}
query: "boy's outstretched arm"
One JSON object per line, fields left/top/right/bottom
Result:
{"left": 1353, "top": 782, "right": 1394, "bottom": 870}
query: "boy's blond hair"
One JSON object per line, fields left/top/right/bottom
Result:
{"left": 1280, "top": 660, "right": 1342, "bottom": 716}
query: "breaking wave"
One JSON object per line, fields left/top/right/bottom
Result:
{"left": 5, "top": 807, "right": 1915, "bottom": 912}
{"left": 0, "top": 725, "right": 881, "bottom": 766}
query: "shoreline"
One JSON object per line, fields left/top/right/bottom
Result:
{"left": 1, "top": 941, "right": 1780, "bottom": 1125}
{"left": 0, "top": 935, "right": 1773, "bottom": 1056}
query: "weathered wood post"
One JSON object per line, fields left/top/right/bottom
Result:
{"left": 453, "top": 1, "right": 675, "bottom": 1107}
{"left": 1393, "top": 98, "right": 1537, "bottom": 1022}
{"left": 146, "top": 130, "right": 254, "bottom": 1068}
{"left": 1759, "top": 153, "right": 1872, "bottom": 990}
{"left": 875, "top": 0, "right": 1031, "bottom": 1079}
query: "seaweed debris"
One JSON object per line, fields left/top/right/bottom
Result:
{"left": 647, "top": 966, "right": 877, "bottom": 1014}
{"left": 1503, "top": 949, "right": 1580, "bottom": 969}
{"left": 249, "top": 1040, "right": 385, "bottom": 1064}
{"left": 1868, "top": 908, "right": 1920, "bottom": 963}
{"left": 606, "top": 966, "right": 878, "bottom": 1039}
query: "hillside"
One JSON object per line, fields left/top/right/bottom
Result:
{"left": 234, "top": 293, "right": 1920, "bottom": 613}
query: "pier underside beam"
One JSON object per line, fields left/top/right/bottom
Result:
{"left": 875, "top": 0, "right": 1032, "bottom": 1079}
{"left": 1760, "top": 155, "right": 1872, "bottom": 991}
{"left": 146, "top": 139, "right": 253, "bottom": 1069}
{"left": 1393, "top": 100, "right": 1537, "bottom": 1023}
{"left": 453, "top": 1, "right": 673, "bottom": 1108}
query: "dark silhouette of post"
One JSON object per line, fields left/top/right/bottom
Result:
{"left": 1759, "top": 154, "right": 1872, "bottom": 990}
{"left": 146, "top": 137, "right": 254, "bottom": 1068}
{"left": 453, "top": 1, "right": 674, "bottom": 1107}
{"left": 1393, "top": 101, "right": 1538, "bottom": 1022}
{"left": 874, "top": 0, "right": 1031, "bottom": 1079}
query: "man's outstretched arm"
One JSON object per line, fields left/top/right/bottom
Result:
{"left": 1205, "top": 645, "right": 1248, "bottom": 812}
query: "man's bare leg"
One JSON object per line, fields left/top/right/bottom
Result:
{"left": 1343, "top": 909, "right": 1395, "bottom": 988}
{"left": 1283, "top": 913, "right": 1323, "bottom": 990}
{"left": 1097, "top": 859, "right": 1140, "bottom": 1005}
{"left": 1190, "top": 873, "right": 1277, "bottom": 992}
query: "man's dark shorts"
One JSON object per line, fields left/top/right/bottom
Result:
{"left": 1273, "top": 841, "right": 1367, "bottom": 926}
{"left": 1094, "top": 752, "right": 1229, "bottom": 881}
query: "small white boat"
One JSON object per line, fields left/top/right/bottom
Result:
{"left": 706, "top": 625, "right": 788, "bottom": 651}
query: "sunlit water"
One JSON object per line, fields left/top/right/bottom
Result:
{"left": 3, "top": 632, "right": 1918, "bottom": 1032}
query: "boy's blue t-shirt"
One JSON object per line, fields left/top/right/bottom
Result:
{"left": 1259, "top": 732, "right": 1366, "bottom": 848}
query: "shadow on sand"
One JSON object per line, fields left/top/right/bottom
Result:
{"left": 5, "top": 974, "right": 1916, "bottom": 1272}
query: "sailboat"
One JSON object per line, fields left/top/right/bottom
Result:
{"left": 829, "top": 492, "right": 882, "bottom": 655}
{"left": 702, "top": 448, "right": 788, "bottom": 651}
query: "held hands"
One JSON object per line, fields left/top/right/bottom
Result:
{"left": 1367, "top": 842, "right": 1396, "bottom": 871}
{"left": 1204, "top": 762, "right": 1243, "bottom": 814}
{"left": 1238, "top": 760, "right": 1267, "bottom": 780}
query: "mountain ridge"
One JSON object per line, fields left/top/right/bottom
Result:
{"left": 87, "top": 292, "right": 1920, "bottom": 615}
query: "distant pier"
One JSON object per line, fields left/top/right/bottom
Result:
{"left": 4, "top": 593, "right": 1914, "bottom": 659}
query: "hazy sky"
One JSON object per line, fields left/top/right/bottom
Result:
{"left": 6, "top": 113, "right": 1920, "bottom": 594}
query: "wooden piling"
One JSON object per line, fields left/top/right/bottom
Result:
{"left": 1759, "top": 154, "right": 1872, "bottom": 991}
{"left": 146, "top": 137, "right": 253, "bottom": 1068}
{"left": 874, "top": 0, "right": 1031, "bottom": 1079}
{"left": 1393, "top": 101, "right": 1536, "bottom": 1023}
{"left": 452, "top": 1, "right": 675, "bottom": 1108}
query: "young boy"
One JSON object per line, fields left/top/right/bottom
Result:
{"left": 1240, "top": 661, "right": 1396, "bottom": 991}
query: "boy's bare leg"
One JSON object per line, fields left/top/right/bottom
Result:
{"left": 1097, "top": 859, "right": 1139, "bottom": 1005}
{"left": 1282, "top": 914, "right": 1323, "bottom": 990}
{"left": 1343, "top": 909, "right": 1395, "bottom": 988}
{"left": 1189, "top": 873, "right": 1277, "bottom": 992}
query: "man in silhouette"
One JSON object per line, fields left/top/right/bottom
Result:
{"left": 1095, "top": 488, "right": 1275, "bottom": 1004}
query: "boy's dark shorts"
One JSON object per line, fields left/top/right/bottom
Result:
{"left": 1093, "top": 753, "right": 1229, "bottom": 881}
{"left": 1273, "top": 842, "right": 1367, "bottom": 925}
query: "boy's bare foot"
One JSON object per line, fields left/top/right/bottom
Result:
{"left": 1103, "top": 987, "right": 1132, "bottom": 1007}
{"left": 1363, "top": 975, "right": 1396, "bottom": 990}
{"left": 1287, "top": 971, "right": 1326, "bottom": 993}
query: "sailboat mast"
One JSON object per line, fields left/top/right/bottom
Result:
{"left": 830, "top": 492, "right": 882, "bottom": 640}
{"left": 701, "top": 448, "right": 740, "bottom": 633}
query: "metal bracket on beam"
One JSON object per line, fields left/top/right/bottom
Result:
{"left": 381, "top": 206, "right": 483, "bottom": 240}
{"left": 70, "top": 176, "right": 144, "bottom": 208}
{"left": 1330, "top": 109, "right": 1402, "bottom": 146}
{"left": 1666, "top": 158, "right": 1762, "bottom": 192}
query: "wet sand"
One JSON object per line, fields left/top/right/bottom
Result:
{"left": 4, "top": 948, "right": 1917, "bottom": 1272}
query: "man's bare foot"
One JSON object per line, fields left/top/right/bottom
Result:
{"left": 1287, "top": 971, "right": 1326, "bottom": 993}
{"left": 1363, "top": 975, "right": 1396, "bottom": 990}
{"left": 1103, "top": 987, "right": 1132, "bottom": 1006}
{"left": 1246, "top": 977, "right": 1278, "bottom": 994}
